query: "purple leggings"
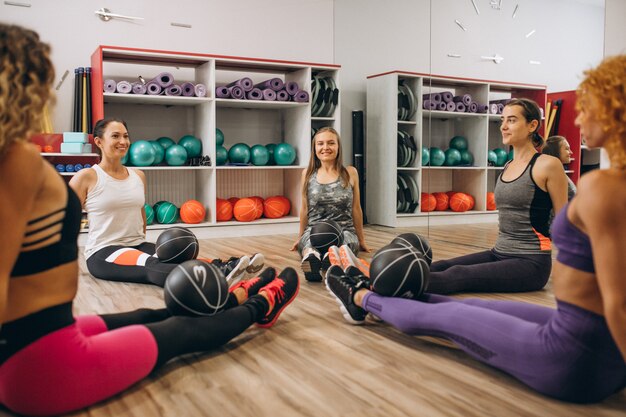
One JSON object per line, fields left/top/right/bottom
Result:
{"left": 362, "top": 293, "right": 626, "bottom": 403}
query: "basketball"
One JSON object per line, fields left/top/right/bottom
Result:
{"left": 433, "top": 192, "right": 449, "bottom": 211}
{"left": 250, "top": 196, "right": 264, "bottom": 219}
{"left": 309, "top": 219, "right": 343, "bottom": 254}
{"left": 155, "top": 226, "right": 199, "bottom": 263}
{"left": 486, "top": 191, "right": 497, "bottom": 211}
{"left": 263, "top": 196, "right": 285, "bottom": 219}
{"left": 164, "top": 260, "right": 229, "bottom": 316}
{"left": 216, "top": 198, "right": 233, "bottom": 221}
{"left": 180, "top": 200, "right": 206, "bottom": 224}
{"left": 233, "top": 198, "right": 258, "bottom": 222}
{"left": 420, "top": 193, "right": 436, "bottom": 212}
{"left": 276, "top": 196, "right": 291, "bottom": 215}
{"left": 390, "top": 232, "right": 433, "bottom": 265}
{"left": 450, "top": 192, "right": 472, "bottom": 212}
{"left": 155, "top": 201, "right": 178, "bottom": 224}
{"left": 369, "top": 243, "right": 430, "bottom": 299}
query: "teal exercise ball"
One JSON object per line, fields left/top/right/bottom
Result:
{"left": 429, "top": 147, "right": 445, "bottom": 166}
{"left": 493, "top": 148, "right": 508, "bottom": 167}
{"left": 488, "top": 150, "right": 498, "bottom": 166}
{"left": 121, "top": 148, "right": 129, "bottom": 165}
{"left": 274, "top": 143, "right": 296, "bottom": 165}
{"left": 151, "top": 141, "right": 165, "bottom": 165}
{"left": 144, "top": 203, "right": 154, "bottom": 225}
{"left": 449, "top": 136, "right": 468, "bottom": 151}
{"left": 421, "top": 147, "right": 430, "bottom": 166}
{"left": 216, "top": 145, "right": 228, "bottom": 165}
{"left": 165, "top": 144, "right": 188, "bottom": 166}
{"left": 444, "top": 148, "right": 462, "bottom": 166}
{"left": 216, "top": 128, "right": 225, "bottom": 146}
{"left": 129, "top": 140, "right": 156, "bottom": 167}
{"left": 157, "top": 136, "right": 175, "bottom": 149}
{"left": 266, "top": 143, "right": 277, "bottom": 165}
{"left": 228, "top": 143, "right": 251, "bottom": 164}
{"left": 460, "top": 150, "right": 474, "bottom": 166}
{"left": 155, "top": 201, "right": 178, "bottom": 224}
{"left": 250, "top": 144, "right": 270, "bottom": 166}
{"left": 179, "top": 135, "right": 202, "bottom": 158}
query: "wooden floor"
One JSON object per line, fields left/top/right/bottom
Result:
{"left": 4, "top": 224, "right": 625, "bottom": 417}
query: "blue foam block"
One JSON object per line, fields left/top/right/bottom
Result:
{"left": 61, "top": 143, "right": 92, "bottom": 154}
{"left": 63, "top": 132, "right": 88, "bottom": 143}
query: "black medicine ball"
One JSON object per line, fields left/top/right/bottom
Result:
{"left": 309, "top": 219, "right": 343, "bottom": 254}
{"left": 370, "top": 243, "right": 429, "bottom": 299}
{"left": 391, "top": 232, "right": 433, "bottom": 265}
{"left": 156, "top": 226, "right": 199, "bottom": 263}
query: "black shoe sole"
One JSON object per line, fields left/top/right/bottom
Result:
{"left": 302, "top": 254, "right": 322, "bottom": 282}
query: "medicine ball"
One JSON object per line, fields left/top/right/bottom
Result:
{"left": 370, "top": 243, "right": 429, "bottom": 299}
{"left": 164, "top": 260, "right": 229, "bottom": 316}
{"left": 155, "top": 226, "right": 199, "bottom": 263}
{"left": 309, "top": 219, "right": 343, "bottom": 254}
{"left": 390, "top": 232, "right": 433, "bottom": 265}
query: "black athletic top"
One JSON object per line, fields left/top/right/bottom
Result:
{"left": 10, "top": 182, "right": 81, "bottom": 277}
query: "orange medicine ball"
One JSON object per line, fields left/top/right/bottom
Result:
{"left": 233, "top": 198, "right": 258, "bottom": 222}
{"left": 180, "top": 200, "right": 206, "bottom": 224}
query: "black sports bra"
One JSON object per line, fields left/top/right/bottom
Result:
{"left": 10, "top": 181, "right": 81, "bottom": 277}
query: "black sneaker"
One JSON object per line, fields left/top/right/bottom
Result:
{"left": 211, "top": 255, "right": 250, "bottom": 285}
{"left": 325, "top": 265, "right": 368, "bottom": 325}
{"left": 344, "top": 265, "right": 372, "bottom": 289}
{"left": 244, "top": 253, "right": 265, "bottom": 280}
{"left": 257, "top": 267, "right": 300, "bottom": 328}
{"left": 229, "top": 267, "right": 276, "bottom": 298}
{"left": 301, "top": 249, "right": 322, "bottom": 282}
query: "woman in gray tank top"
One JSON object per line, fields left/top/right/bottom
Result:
{"left": 291, "top": 127, "right": 370, "bottom": 281}
{"left": 426, "top": 99, "right": 569, "bottom": 294}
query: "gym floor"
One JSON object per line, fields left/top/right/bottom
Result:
{"left": 3, "top": 224, "right": 624, "bottom": 417}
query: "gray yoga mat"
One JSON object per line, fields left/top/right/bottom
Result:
{"left": 194, "top": 83, "right": 207, "bottom": 97}
{"left": 116, "top": 80, "right": 132, "bottom": 94}
{"left": 103, "top": 79, "right": 116, "bottom": 93}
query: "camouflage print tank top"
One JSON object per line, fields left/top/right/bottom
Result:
{"left": 306, "top": 171, "right": 355, "bottom": 232}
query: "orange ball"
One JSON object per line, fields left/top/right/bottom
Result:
{"left": 43, "top": 145, "right": 54, "bottom": 153}
{"left": 450, "top": 193, "right": 472, "bottom": 212}
{"left": 263, "top": 196, "right": 285, "bottom": 219}
{"left": 467, "top": 193, "right": 475, "bottom": 210}
{"left": 250, "top": 196, "right": 264, "bottom": 219}
{"left": 420, "top": 192, "right": 436, "bottom": 212}
{"left": 433, "top": 192, "right": 449, "bottom": 211}
{"left": 216, "top": 198, "right": 233, "bottom": 221}
{"left": 180, "top": 200, "right": 206, "bottom": 224}
{"left": 275, "top": 195, "right": 291, "bottom": 216}
{"left": 233, "top": 198, "right": 258, "bottom": 222}
{"left": 486, "top": 192, "right": 496, "bottom": 211}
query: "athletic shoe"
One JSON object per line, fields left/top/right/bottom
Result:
{"left": 229, "top": 267, "right": 276, "bottom": 298}
{"left": 212, "top": 255, "right": 250, "bottom": 285}
{"left": 257, "top": 267, "right": 300, "bottom": 328}
{"left": 344, "top": 265, "right": 372, "bottom": 289}
{"left": 325, "top": 265, "right": 368, "bottom": 325}
{"left": 321, "top": 245, "right": 342, "bottom": 280}
{"left": 301, "top": 248, "right": 322, "bottom": 282}
{"left": 339, "top": 244, "right": 370, "bottom": 277}
{"left": 244, "top": 253, "right": 265, "bottom": 280}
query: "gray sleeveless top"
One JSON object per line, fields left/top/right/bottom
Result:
{"left": 493, "top": 153, "right": 553, "bottom": 255}
{"left": 306, "top": 171, "right": 355, "bottom": 232}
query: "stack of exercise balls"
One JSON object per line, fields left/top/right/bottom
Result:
{"left": 149, "top": 199, "right": 207, "bottom": 225}
{"left": 216, "top": 196, "right": 291, "bottom": 222}
{"left": 489, "top": 147, "right": 508, "bottom": 167}
{"left": 216, "top": 128, "right": 296, "bottom": 166}
{"left": 423, "top": 136, "right": 473, "bottom": 167}
{"left": 420, "top": 191, "right": 475, "bottom": 212}
{"left": 124, "top": 134, "right": 203, "bottom": 167}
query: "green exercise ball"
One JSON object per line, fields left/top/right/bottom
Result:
{"left": 488, "top": 150, "right": 498, "bottom": 166}
{"left": 179, "top": 135, "right": 202, "bottom": 158}
{"left": 155, "top": 201, "right": 178, "bottom": 224}
{"left": 266, "top": 143, "right": 277, "bottom": 165}
{"left": 153, "top": 200, "right": 167, "bottom": 213}
{"left": 216, "top": 128, "right": 225, "bottom": 146}
{"left": 216, "top": 145, "right": 228, "bottom": 165}
{"left": 444, "top": 148, "right": 462, "bottom": 166}
{"left": 508, "top": 148, "right": 514, "bottom": 161}
{"left": 165, "top": 144, "right": 188, "bottom": 166}
{"left": 429, "top": 147, "right": 446, "bottom": 166}
{"left": 449, "top": 136, "right": 468, "bottom": 151}
{"left": 493, "top": 148, "right": 508, "bottom": 167}
{"left": 151, "top": 141, "right": 165, "bottom": 165}
{"left": 460, "top": 150, "right": 474, "bottom": 166}
{"left": 121, "top": 148, "right": 129, "bottom": 165}
{"left": 250, "top": 144, "right": 270, "bottom": 166}
{"left": 144, "top": 203, "right": 154, "bottom": 225}
{"left": 228, "top": 143, "right": 251, "bottom": 164}
{"left": 129, "top": 140, "right": 156, "bottom": 167}
{"left": 421, "top": 147, "right": 430, "bottom": 166}
{"left": 274, "top": 143, "right": 296, "bottom": 165}
{"left": 157, "top": 136, "right": 175, "bottom": 149}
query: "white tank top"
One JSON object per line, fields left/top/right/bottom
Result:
{"left": 84, "top": 164, "right": 146, "bottom": 259}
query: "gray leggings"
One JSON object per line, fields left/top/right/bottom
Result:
{"left": 297, "top": 227, "right": 359, "bottom": 257}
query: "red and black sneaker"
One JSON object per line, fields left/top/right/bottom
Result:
{"left": 229, "top": 267, "right": 276, "bottom": 298}
{"left": 257, "top": 267, "right": 300, "bottom": 328}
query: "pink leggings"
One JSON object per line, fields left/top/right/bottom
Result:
{"left": 0, "top": 316, "right": 158, "bottom": 416}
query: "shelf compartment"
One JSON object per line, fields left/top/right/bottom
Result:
{"left": 104, "top": 93, "right": 212, "bottom": 107}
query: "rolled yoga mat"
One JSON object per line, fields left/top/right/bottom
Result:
{"left": 181, "top": 82, "right": 195, "bottom": 97}
{"left": 468, "top": 102, "right": 478, "bottom": 113}
{"left": 423, "top": 93, "right": 442, "bottom": 103}
{"left": 294, "top": 90, "right": 309, "bottom": 103}
{"left": 262, "top": 89, "right": 276, "bottom": 101}
{"left": 132, "top": 82, "right": 147, "bottom": 95}
{"left": 103, "top": 79, "right": 117, "bottom": 93}
{"left": 229, "top": 85, "right": 245, "bottom": 99}
{"left": 254, "top": 78, "right": 284, "bottom": 91}
{"left": 437, "top": 102, "right": 447, "bottom": 111}
{"left": 116, "top": 80, "right": 132, "bottom": 94}
{"left": 455, "top": 102, "right": 466, "bottom": 112}
{"left": 446, "top": 101, "right": 456, "bottom": 112}
{"left": 226, "top": 77, "right": 253, "bottom": 92}
{"left": 247, "top": 88, "right": 263, "bottom": 100}
{"left": 153, "top": 72, "right": 174, "bottom": 88}
{"left": 490, "top": 103, "right": 499, "bottom": 114}
{"left": 146, "top": 81, "right": 163, "bottom": 95}
{"left": 477, "top": 103, "right": 489, "bottom": 113}
{"left": 276, "top": 90, "right": 289, "bottom": 101}
{"left": 422, "top": 100, "right": 437, "bottom": 110}
{"left": 441, "top": 91, "right": 454, "bottom": 103}
{"left": 216, "top": 86, "right": 230, "bottom": 98}
{"left": 194, "top": 83, "right": 207, "bottom": 97}
{"left": 285, "top": 81, "right": 299, "bottom": 96}
{"left": 453, "top": 94, "right": 472, "bottom": 106}
{"left": 165, "top": 84, "right": 182, "bottom": 96}
{"left": 497, "top": 103, "right": 505, "bottom": 113}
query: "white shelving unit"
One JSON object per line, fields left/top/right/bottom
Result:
{"left": 91, "top": 46, "right": 340, "bottom": 238}
{"left": 366, "top": 71, "right": 546, "bottom": 227}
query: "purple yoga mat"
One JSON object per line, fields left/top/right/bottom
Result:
{"left": 423, "top": 100, "right": 437, "bottom": 110}
{"left": 194, "top": 84, "right": 207, "bottom": 97}
{"left": 276, "top": 90, "right": 289, "bottom": 101}
{"left": 103, "top": 79, "right": 116, "bottom": 93}
{"left": 165, "top": 84, "right": 182, "bottom": 96}
{"left": 285, "top": 81, "right": 299, "bottom": 96}
{"left": 226, "top": 77, "right": 253, "bottom": 92}
{"left": 294, "top": 90, "right": 309, "bottom": 103}
{"left": 229, "top": 86, "right": 245, "bottom": 99}
{"left": 453, "top": 94, "right": 472, "bottom": 106}
{"left": 254, "top": 78, "right": 284, "bottom": 91}
{"left": 247, "top": 88, "right": 263, "bottom": 100}
{"left": 262, "top": 89, "right": 276, "bottom": 101}
{"left": 423, "top": 93, "right": 442, "bottom": 103}
{"left": 132, "top": 82, "right": 147, "bottom": 95}
{"left": 181, "top": 82, "right": 195, "bottom": 97}
{"left": 216, "top": 86, "right": 230, "bottom": 98}
{"left": 146, "top": 81, "right": 163, "bottom": 95}
{"left": 441, "top": 91, "right": 454, "bottom": 103}
{"left": 469, "top": 102, "right": 478, "bottom": 113}
{"left": 153, "top": 72, "right": 174, "bottom": 88}
{"left": 477, "top": 103, "right": 489, "bottom": 114}
{"left": 498, "top": 103, "right": 505, "bottom": 113}
{"left": 116, "top": 80, "right": 132, "bottom": 94}
{"left": 455, "top": 102, "right": 466, "bottom": 112}
{"left": 437, "top": 102, "right": 447, "bottom": 111}
{"left": 446, "top": 101, "right": 456, "bottom": 112}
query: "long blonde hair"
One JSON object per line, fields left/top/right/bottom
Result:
{"left": 303, "top": 127, "right": 350, "bottom": 200}
{"left": 0, "top": 24, "right": 55, "bottom": 158}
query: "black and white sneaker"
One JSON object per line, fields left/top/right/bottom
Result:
{"left": 325, "top": 265, "right": 368, "bottom": 325}
{"left": 212, "top": 255, "right": 250, "bottom": 285}
{"left": 301, "top": 248, "right": 322, "bottom": 282}
{"left": 244, "top": 253, "right": 265, "bottom": 280}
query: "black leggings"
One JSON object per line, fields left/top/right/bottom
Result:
{"left": 426, "top": 249, "right": 551, "bottom": 294}
{"left": 86, "top": 242, "right": 176, "bottom": 287}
